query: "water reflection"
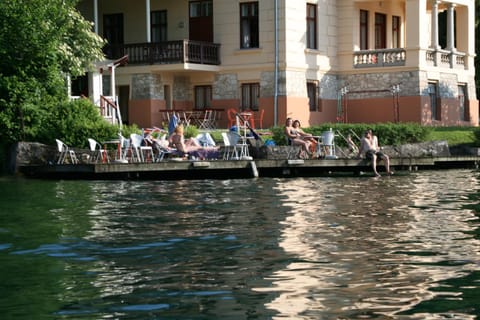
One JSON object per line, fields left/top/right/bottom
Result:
{"left": 1, "top": 170, "right": 479, "bottom": 319}
{"left": 256, "top": 172, "right": 480, "bottom": 319}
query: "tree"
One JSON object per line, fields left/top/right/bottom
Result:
{"left": 0, "top": 0, "right": 105, "bottom": 145}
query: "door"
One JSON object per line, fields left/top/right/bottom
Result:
{"left": 189, "top": 0, "right": 213, "bottom": 42}
{"left": 118, "top": 85, "right": 129, "bottom": 124}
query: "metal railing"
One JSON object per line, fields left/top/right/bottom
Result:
{"left": 104, "top": 40, "right": 221, "bottom": 65}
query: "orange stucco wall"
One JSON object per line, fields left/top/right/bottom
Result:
{"left": 129, "top": 99, "right": 166, "bottom": 128}
{"left": 129, "top": 95, "right": 479, "bottom": 129}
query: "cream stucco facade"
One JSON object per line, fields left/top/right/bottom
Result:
{"left": 77, "top": 0, "right": 478, "bottom": 129}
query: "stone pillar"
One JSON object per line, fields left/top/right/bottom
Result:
{"left": 446, "top": 3, "right": 456, "bottom": 51}
{"left": 431, "top": 0, "right": 440, "bottom": 49}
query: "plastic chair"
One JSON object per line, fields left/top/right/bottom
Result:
{"left": 130, "top": 133, "right": 154, "bottom": 162}
{"left": 55, "top": 139, "right": 78, "bottom": 164}
{"left": 88, "top": 138, "right": 109, "bottom": 163}
{"left": 253, "top": 109, "right": 265, "bottom": 129}
{"left": 118, "top": 133, "right": 131, "bottom": 162}
{"left": 227, "top": 108, "right": 237, "bottom": 128}
{"left": 226, "top": 131, "right": 249, "bottom": 160}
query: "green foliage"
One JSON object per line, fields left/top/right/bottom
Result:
{"left": 426, "top": 127, "right": 477, "bottom": 147}
{"left": 184, "top": 125, "right": 199, "bottom": 139}
{"left": 271, "top": 123, "right": 431, "bottom": 147}
{"left": 0, "top": 0, "right": 105, "bottom": 146}
{"left": 37, "top": 99, "right": 118, "bottom": 148}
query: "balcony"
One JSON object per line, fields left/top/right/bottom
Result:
{"left": 105, "top": 40, "right": 221, "bottom": 66}
{"left": 426, "top": 49, "right": 466, "bottom": 69}
{"left": 354, "top": 48, "right": 406, "bottom": 68}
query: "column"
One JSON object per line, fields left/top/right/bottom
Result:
{"left": 431, "top": 0, "right": 439, "bottom": 49}
{"left": 446, "top": 3, "right": 456, "bottom": 51}
{"left": 93, "top": 0, "right": 98, "bottom": 34}
{"left": 146, "top": 0, "right": 151, "bottom": 42}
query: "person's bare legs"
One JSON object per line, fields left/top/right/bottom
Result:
{"left": 371, "top": 154, "right": 381, "bottom": 177}
{"left": 382, "top": 154, "right": 393, "bottom": 175}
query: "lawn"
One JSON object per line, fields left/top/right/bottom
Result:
{"left": 425, "top": 127, "right": 477, "bottom": 147}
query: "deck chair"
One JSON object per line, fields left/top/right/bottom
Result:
{"left": 88, "top": 138, "right": 109, "bottom": 163}
{"left": 55, "top": 139, "right": 78, "bottom": 164}
{"left": 152, "top": 134, "right": 174, "bottom": 162}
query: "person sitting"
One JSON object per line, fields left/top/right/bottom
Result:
{"left": 357, "top": 129, "right": 393, "bottom": 177}
{"left": 292, "top": 120, "right": 318, "bottom": 154}
{"left": 169, "top": 125, "right": 219, "bottom": 159}
{"left": 284, "top": 117, "right": 311, "bottom": 159}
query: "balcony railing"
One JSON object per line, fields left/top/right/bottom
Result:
{"left": 353, "top": 48, "right": 406, "bottom": 68}
{"left": 426, "top": 49, "right": 466, "bottom": 69}
{"left": 104, "top": 40, "right": 221, "bottom": 65}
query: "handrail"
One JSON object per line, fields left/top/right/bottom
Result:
{"left": 100, "top": 96, "right": 122, "bottom": 128}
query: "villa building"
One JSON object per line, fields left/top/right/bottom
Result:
{"left": 76, "top": 0, "right": 478, "bottom": 129}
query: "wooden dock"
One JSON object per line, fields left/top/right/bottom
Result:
{"left": 18, "top": 156, "right": 480, "bottom": 180}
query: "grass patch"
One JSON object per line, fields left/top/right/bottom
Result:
{"left": 425, "top": 127, "right": 477, "bottom": 147}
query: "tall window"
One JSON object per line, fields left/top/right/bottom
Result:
{"left": 194, "top": 86, "right": 212, "bottom": 109}
{"left": 428, "top": 82, "right": 439, "bottom": 120}
{"left": 103, "top": 13, "right": 124, "bottom": 58}
{"left": 151, "top": 10, "right": 167, "bottom": 42}
{"left": 458, "top": 85, "right": 467, "bottom": 121}
{"left": 240, "top": 2, "right": 259, "bottom": 49}
{"left": 241, "top": 83, "right": 260, "bottom": 111}
{"left": 306, "top": 4, "right": 317, "bottom": 49}
{"left": 392, "top": 15, "right": 401, "bottom": 48}
{"left": 360, "top": 10, "right": 369, "bottom": 50}
{"left": 375, "top": 13, "right": 386, "bottom": 49}
{"left": 307, "top": 81, "right": 318, "bottom": 111}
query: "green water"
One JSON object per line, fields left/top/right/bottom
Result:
{"left": 0, "top": 170, "right": 479, "bottom": 319}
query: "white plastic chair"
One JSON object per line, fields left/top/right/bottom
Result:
{"left": 130, "top": 133, "right": 154, "bottom": 162}
{"left": 226, "top": 131, "right": 249, "bottom": 160}
{"left": 55, "top": 139, "right": 78, "bottom": 164}
{"left": 88, "top": 138, "right": 109, "bottom": 163}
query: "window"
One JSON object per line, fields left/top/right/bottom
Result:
{"left": 360, "top": 10, "right": 369, "bottom": 50}
{"left": 307, "top": 81, "right": 318, "bottom": 111}
{"left": 194, "top": 86, "right": 212, "bottom": 109}
{"left": 375, "top": 13, "right": 386, "bottom": 49}
{"left": 189, "top": 1, "right": 212, "bottom": 18}
{"left": 103, "top": 13, "right": 124, "bottom": 58}
{"left": 306, "top": 4, "right": 317, "bottom": 49}
{"left": 392, "top": 15, "right": 401, "bottom": 48}
{"left": 241, "top": 83, "right": 260, "bottom": 111}
{"left": 428, "top": 82, "right": 439, "bottom": 120}
{"left": 458, "top": 85, "right": 467, "bottom": 121}
{"left": 240, "top": 2, "right": 259, "bottom": 49}
{"left": 151, "top": 10, "right": 167, "bottom": 42}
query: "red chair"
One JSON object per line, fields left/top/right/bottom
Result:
{"left": 253, "top": 109, "right": 264, "bottom": 129}
{"left": 227, "top": 108, "right": 237, "bottom": 128}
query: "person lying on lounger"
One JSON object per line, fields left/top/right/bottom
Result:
{"left": 169, "top": 125, "right": 219, "bottom": 159}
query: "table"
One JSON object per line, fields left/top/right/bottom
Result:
{"left": 102, "top": 139, "right": 122, "bottom": 163}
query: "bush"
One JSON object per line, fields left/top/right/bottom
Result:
{"left": 271, "top": 123, "right": 431, "bottom": 147}
{"left": 38, "top": 98, "right": 119, "bottom": 148}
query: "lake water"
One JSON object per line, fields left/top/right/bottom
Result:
{"left": 1, "top": 169, "right": 479, "bottom": 319}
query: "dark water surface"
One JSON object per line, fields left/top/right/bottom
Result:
{"left": 1, "top": 170, "right": 479, "bottom": 319}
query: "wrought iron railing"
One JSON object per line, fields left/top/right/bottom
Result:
{"left": 104, "top": 40, "right": 221, "bottom": 65}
